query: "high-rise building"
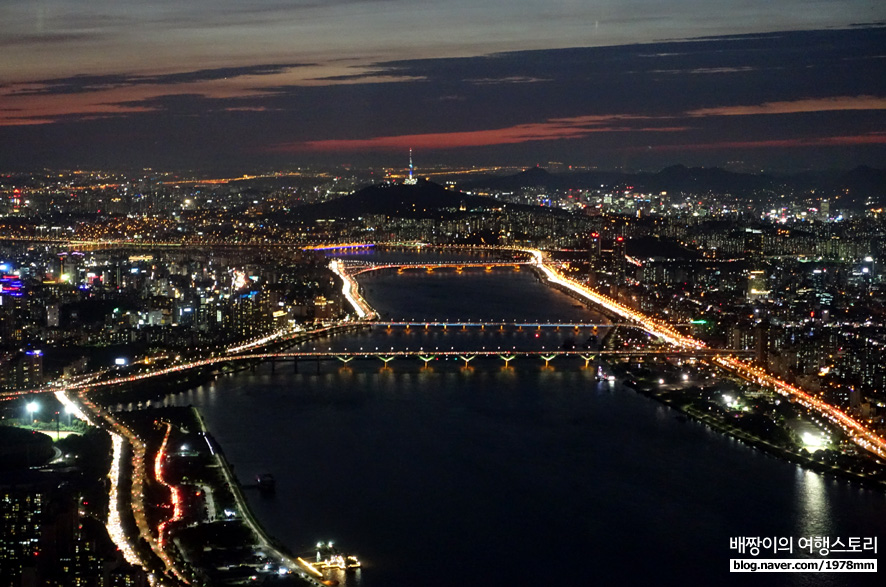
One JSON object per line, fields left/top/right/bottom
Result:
{"left": 613, "top": 236, "right": 627, "bottom": 282}
{"left": 18, "top": 351, "right": 43, "bottom": 389}
{"left": 588, "top": 232, "right": 601, "bottom": 268}
{"left": 46, "top": 304, "right": 60, "bottom": 328}
{"left": 0, "top": 472, "right": 46, "bottom": 586}
{"left": 1, "top": 472, "right": 110, "bottom": 587}
{"left": 747, "top": 270, "right": 769, "bottom": 300}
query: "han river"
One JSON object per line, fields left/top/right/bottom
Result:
{"left": 165, "top": 250, "right": 883, "bottom": 587}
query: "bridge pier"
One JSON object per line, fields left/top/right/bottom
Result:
{"left": 335, "top": 356, "right": 354, "bottom": 365}
{"left": 378, "top": 355, "right": 395, "bottom": 368}
{"left": 580, "top": 354, "right": 596, "bottom": 369}
{"left": 499, "top": 354, "right": 516, "bottom": 367}
{"left": 458, "top": 355, "right": 476, "bottom": 367}
{"left": 418, "top": 355, "right": 436, "bottom": 367}
{"left": 270, "top": 358, "right": 276, "bottom": 373}
{"left": 540, "top": 354, "right": 558, "bottom": 367}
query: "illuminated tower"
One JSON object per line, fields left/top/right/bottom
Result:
{"left": 404, "top": 149, "right": 417, "bottom": 185}
{"left": 613, "top": 235, "right": 626, "bottom": 281}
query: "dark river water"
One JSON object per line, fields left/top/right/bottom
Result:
{"left": 165, "top": 251, "right": 884, "bottom": 587}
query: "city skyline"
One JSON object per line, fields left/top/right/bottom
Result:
{"left": 2, "top": 4, "right": 885, "bottom": 583}
{"left": 2, "top": 165, "right": 885, "bottom": 584}
{"left": 0, "top": 1, "right": 884, "bottom": 171}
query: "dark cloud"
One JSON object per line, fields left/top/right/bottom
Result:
{"left": 4, "top": 63, "right": 311, "bottom": 97}
{"left": 0, "top": 32, "right": 101, "bottom": 48}
{"left": 1, "top": 27, "right": 883, "bottom": 171}
{"left": 464, "top": 77, "right": 552, "bottom": 85}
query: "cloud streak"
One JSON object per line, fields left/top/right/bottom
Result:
{"left": 3, "top": 64, "right": 310, "bottom": 97}
{"left": 274, "top": 115, "right": 687, "bottom": 152}
{"left": 271, "top": 93, "right": 886, "bottom": 153}
{"left": 647, "top": 133, "right": 886, "bottom": 151}
{"left": 688, "top": 95, "right": 886, "bottom": 117}
{"left": 465, "top": 76, "right": 552, "bottom": 85}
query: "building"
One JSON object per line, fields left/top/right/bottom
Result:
{"left": 747, "top": 270, "right": 769, "bottom": 301}
{"left": 1, "top": 470, "right": 111, "bottom": 587}
{"left": 0, "top": 471, "right": 47, "bottom": 586}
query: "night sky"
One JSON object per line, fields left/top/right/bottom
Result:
{"left": 1, "top": 1, "right": 884, "bottom": 171}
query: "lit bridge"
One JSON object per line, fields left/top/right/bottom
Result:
{"left": 365, "top": 321, "right": 629, "bottom": 329}
{"left": 346, "top": 261, "right": 530, "bottom": 276}
{"left": 47, "top": 347, "right": 757, "bottom": 393}
{"left": 244, "top": 348, "right": 754, "bottom": 368}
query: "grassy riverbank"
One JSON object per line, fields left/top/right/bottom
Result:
{"left": 611, "top": 362, "right": 886, "bottom": 491}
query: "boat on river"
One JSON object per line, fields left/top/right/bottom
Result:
{"left": 256, "top": 473, "right": 276, "bottom": 493}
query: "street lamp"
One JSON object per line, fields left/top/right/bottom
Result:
{"left": 65, "top": 404, "right": 76, "bottom": 426}
{"left": 26, "top": 401, "right": 39, "bottom": 424}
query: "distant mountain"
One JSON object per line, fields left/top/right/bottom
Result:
{"left": 292, "top": 179, "right": 542, "bottom": 220}
{"left": 641, "top": 165, "right": 777, "bottom": 194}
{"left": 465, "top": 166, "right": 624, "bottom": 191}
{"left": 464, "top": 164, "right": 779, "bottom": 194}
{"left": 470, "top": 166, "right": 564, "bottom": 191}
{"left": 289, "top": 165, "right": 886, "bottom": 221}
{"left": 462, "top": 165, "right": 886, "bottom": 206}
{"left": 836, "top": 166, "right": 886, "bottom": 205}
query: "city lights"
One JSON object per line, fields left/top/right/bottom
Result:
{"left": 2, "top": 163, "right": 885, "bottom": 586}
{"left": 0, "top": 3, "right": 883, "bottom": 584}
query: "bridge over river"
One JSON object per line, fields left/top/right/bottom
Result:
{"left": 346, "top": 260, "right": 531, "bottom": 275}
{"left": 42, "top": 345, "right": 755, "bottom": 393}
{"left": 240, "top": 347, "right": 755, "bottom": 369}
{"left": 364, "top": 320, "right": 630, "bottom": 329}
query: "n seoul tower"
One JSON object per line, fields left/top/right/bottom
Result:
{"left": 404, "top": 149, "right": 417, "bottom": 185}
